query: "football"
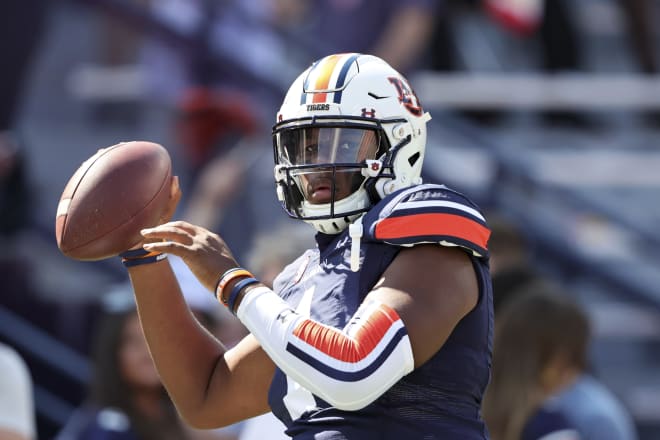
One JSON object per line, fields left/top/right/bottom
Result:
{"left": 55, "top": 141, "right": 172, "bottom": 261}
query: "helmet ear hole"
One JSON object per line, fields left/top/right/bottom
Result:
{"left": 408, "top": 152, "right": 421, "bottom": 167}
{"left": 278, "top": 179, "right": 305, "bottom": 217}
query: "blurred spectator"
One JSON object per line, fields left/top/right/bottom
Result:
{"left": 180, "top": 134, "right": 290, "bottom": 264}
{"left": 430, "top": 0, "right": 580, "bottom": 74}
{"left": 483, "top": 0, "right": 544, "bottom": 36}
{"left": 245, "top": 223, "right": 315, "bottom": 288}
{"left": 484, "top": 0, "right": 658, "bottom": 76}
{"left": 0, "top": 137, "right": 31, "bottom": 238}
{"left": 55, "top": 293, "right": 191, "bottom": 440}
{"left": 142, "top": 0, "right": 444, "bottom": 187}
{"left": 483, "top": 286, "right": 583, "bottom": 440}
{"left": 0, "top": 0, "right": 49, "bottom": 237}
{"left": 128, "top": 0, "right": 298, "bottom": 112}
{"left": 0, "top": 0, "right": 49, "bottom": 135}
{"left": 137, "top": 0, "right": 441, "bottom": 146}
{"left": 618, "top": 0, "right": 660, "bottom": 126}
{"left": 617, "top": 0, "right": 658, "bottom": 75}
{"left": 537, "top": 0, "right": 582, "bottom": 75}
{"left": 486, "top": 0, "right": 586, "bottom": 125}
{"left": 175, "top": 87, "right": 258, "bottom": 181}
{"left": 0, "top": 342, "right": 36, "bottom": 440}
{"left": 484, "top": 284, "right": 637, "bottom": 440}
{"left": 553, "top": 370, "right": 638, "bottom": 440}
{"left": 302, "top": 0, "right": 441, "bottom": 75}
{"left": 88, "top": 0, "right": 441, "bottom": 205}
{"left": 487, "top": 214, "right": 545, "bottom": 313}
{"left": 175, "top": 0, "right": 447, "bottom": 257}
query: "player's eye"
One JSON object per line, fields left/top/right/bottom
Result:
{"left": 337, "top": 143, "right": 355, "bottom": 161}
{"left": 305, "top": 144, "right": 317, "bottom": 154}
{"left": 301, "top": 143, "right": 319, "bottom": 163}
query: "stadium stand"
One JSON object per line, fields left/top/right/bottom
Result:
{"left": 1, "top": 0, "right": 659, "bottom": 438}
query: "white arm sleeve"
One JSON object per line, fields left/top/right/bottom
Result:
{"left": 0, "top": 344, "right": 35, "bottom": 439}
{"left": 236, "top": 286, "right": 414, "bottom": 411}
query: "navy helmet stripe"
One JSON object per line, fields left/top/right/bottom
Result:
{"left": 332, "top": 54, "right": 359, "bottom": 104}
{"left": 300, "top": 60, "right": 321, "bottom": 105}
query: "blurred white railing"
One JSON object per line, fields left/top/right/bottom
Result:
{"left": 413, "top": 72, "right": 660, "bottom": 110}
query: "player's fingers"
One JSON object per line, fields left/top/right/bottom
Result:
{"left": 167, "top": 220, "right": 198, "bottom": 230}
{"left": 142, "top": 240, "right": 189, "bottom": 255}
{"left": 142, "top": 219, "right": 195, "bottom": 234}
{"left": 141, "top": 224, "right": 194, "bottom": 244}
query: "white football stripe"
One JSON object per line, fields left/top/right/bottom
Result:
{"left": 56, "top": 198, "right": 71, "bottom": 217}
{"left": 395, "top": 200, "right": 485, "bottom": 221}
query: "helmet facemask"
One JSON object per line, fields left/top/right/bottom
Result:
{"left": 273, "top": 117, "right": 390, "bottom": 233}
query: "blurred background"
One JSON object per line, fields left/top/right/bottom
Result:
{"left": 1, "top": 0, "right": 660, "bottom": 438}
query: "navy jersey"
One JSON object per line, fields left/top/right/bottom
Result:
{"left": 268, "top": 184, "right": 493, "bottom": 439}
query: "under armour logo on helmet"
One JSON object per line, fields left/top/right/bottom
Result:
{"left": 361, "top": 108, "right": 376, "bottom": 118}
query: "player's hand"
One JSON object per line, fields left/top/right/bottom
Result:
{"left": 141, "top": 220, "right": 238, "bottom": 292}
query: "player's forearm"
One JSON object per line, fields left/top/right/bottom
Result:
{"left": 235, "top": 285, "right": 414, "bottom": 411}
{"left": 127, "top": 259, "right": 229, "bottom": 420}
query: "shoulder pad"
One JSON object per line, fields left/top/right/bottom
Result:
{"left": 362, "top": 184, "right": 490, "bottom": 257}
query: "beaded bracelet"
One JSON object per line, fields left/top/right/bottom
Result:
{"left": 226, "top": 277, "right": 259, "bottom": 314}
{"left": 215, "top": 268, "right": 255, "bottom": 305}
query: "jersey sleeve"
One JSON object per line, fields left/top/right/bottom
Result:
{"left": 362, "top": 184, "right": 490, "bottom": 258}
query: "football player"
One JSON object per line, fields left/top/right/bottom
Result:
{"left": 123, "top": 53, "right": 493, "bottom": 439}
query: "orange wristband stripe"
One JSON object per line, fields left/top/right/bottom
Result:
{"left": 121, "top": 250, "right": 162, "bottom": 261}
{"left": 216, "top": 269, "right": 254, "bottom": 305}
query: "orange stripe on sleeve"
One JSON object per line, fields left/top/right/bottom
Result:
{"left": 292, "top": 305, "right": 400, "bottom": 363}
{"left": 374, "top": 213, "right": 490, "bottom": 250}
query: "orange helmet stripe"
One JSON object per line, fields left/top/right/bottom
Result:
{"left": 312, "top": 54, "right": 343, "bottom": 103}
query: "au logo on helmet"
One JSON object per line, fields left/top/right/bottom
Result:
{"left": 388, "top": 77, "right": 423, "bottom": 116}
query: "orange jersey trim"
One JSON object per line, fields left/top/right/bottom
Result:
{"left": 374, "top": 212, "right": 490, "bottom": 250}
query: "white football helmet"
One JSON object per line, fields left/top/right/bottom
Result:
{"left": 273, "top": 53, "right": 432, "bottom": 233}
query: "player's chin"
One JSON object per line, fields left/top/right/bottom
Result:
{"left": 307, "top": 185, "right": 353, "bottom": 205}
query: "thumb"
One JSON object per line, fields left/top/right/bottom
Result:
{"left": 159, "top": 175, "right": 182, "bottom": 224}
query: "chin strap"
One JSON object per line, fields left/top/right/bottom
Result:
{"left": 349, "top": 216, "right": 364, "bottom": 272}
